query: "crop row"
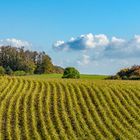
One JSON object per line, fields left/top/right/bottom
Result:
{"left": 0, "top": 77, "right": 139, "bottom": 140}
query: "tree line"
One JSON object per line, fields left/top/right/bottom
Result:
{"left": 0, "top": 46, "right": 64, "bottom": 75}
{"left": 107, "top": 65, "right": 140, "bottom": 80}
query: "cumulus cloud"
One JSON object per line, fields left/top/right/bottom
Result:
{"left": 53, "top": 33, "right": 109, "bottom": 51}
{"left": 0, "top": 38, "right": 31, "bottom": 48}
{"left": 53, "top": 33, "right": 140, "bottom": 59}
{"left": 77, "top": 55, "right": 90, "bottom": 65}
{"left": 104, "top": 35, "right": 140, "bottom": 59}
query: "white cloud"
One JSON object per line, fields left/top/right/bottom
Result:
{"left": 82, "top": 33, "right": 95, "bottom": 48}
{"left": 111, "top": 37, "right": 126, "bottom": 47}
{"left": 53, "top": 33, "right": 109, "bottom": 51}
{"left": 93, "top": 34, "right": 109, "bottom": 47}
{"left": 77, "top": 54, "right": 90, "bottom": 65}
{"left": 134, "top": 35, "right": 140, "bottom": 43}
{"left": 53, "top": 33, "right": 140, "bottom": 60}
{"left": 0, "top": 38, "right": 31, "bottom": 48}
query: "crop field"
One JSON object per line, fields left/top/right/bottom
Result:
{"left": 0, "top": 76, "right": 140, "bottom": 140}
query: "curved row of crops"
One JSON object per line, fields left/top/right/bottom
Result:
{"left": 0, "top": 76, "right": 140, "bottom": 140}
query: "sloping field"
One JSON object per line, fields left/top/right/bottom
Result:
{"left": 0, "top": 77, "right": 140, "bottom": 140}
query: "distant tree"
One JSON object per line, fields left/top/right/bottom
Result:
{"left": 0, "top": 66, "right": 5, "bottom": 76}
{"left": 35, "top": 53, "right": 54, "bottom": 74}
{"left": 42, "top": 54, "right": 54, "bottom": 73}
{"left": 13, "top": 70, "right": 26, "bottom": 76}
{"left": 0, "top": 46, "right": 63, "bottom": 75}
{"left": 5, "top": 66, "right": 13, "bottom": 75}
{"left": 106, "top": 75, "right": 120, "bottom": 80}
{"left": 54, "top": 66, "right": 64, "bottom": 74}
{"left": 62, "top": 67, "right": 80, "bottom": 79}
{"left": 108, "top": 65, "right": 140, "bottom": 80}
{"left": 20, "top": 60, "right": 36, "bottom": 74}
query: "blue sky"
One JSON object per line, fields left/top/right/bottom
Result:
{"left": 0, "top": 0, "right": 140, "bottom": 74}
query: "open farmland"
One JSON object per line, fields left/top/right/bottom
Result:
{"left": 27, "top": 74, "right": 108, "bottom": 80}
{"left": 0, "top": 76, "right": 140, "bottom": 140}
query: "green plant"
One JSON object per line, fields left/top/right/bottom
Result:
{"left": 5, "top": 66, "right": 13, "bottom": 75}
{"left": 108, "top": 65, "right": 140, "bottom": 80}
{"left": 0, "top": 66, "right": 5, "bottom": 75}
{"left": 62, "top": 67, "right": 80, "bottom": 79}
{"left": 13, "top": 71, "right": 27, "bottom": 76}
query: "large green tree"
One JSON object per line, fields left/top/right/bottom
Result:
{"left": 35, "top": 52, "right": 54, "bottom": 74}
{"left": 0, "top": 46, "right": 63, "bottom": 75}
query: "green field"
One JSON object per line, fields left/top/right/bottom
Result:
{"left": 0, "top": 76, "right": 140, "bottom": 140}
{"left": 27, "top": 74, "right": 108, "bottom": 80}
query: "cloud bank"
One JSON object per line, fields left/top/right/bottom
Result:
{"left": 53, "top": 33, "right": 109, "bottom": 50}
{"left": 53, "top": 33, "right": 140, "bottom": 60}
{"left": 0, "top": 38, "right": 31, "bottom": 48}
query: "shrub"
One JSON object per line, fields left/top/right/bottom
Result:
{"left": 0, "top": 66, "right": 5, "bottom": 76}
{"left": 108, "top": 65, "right": 140, "bottom": 80}
{"left": 117, "top": 68, "right": 130, "bottom": 78}
{"left": 5, "top": 66, "right": 13, "bottom": 75}
{"left": 122, "top": 75, "right": 128, "bottom": 80}
{"left": 62, "top": 67, "right": 80, "bottom": 79}
{"left": 13, "top": 70, "right": 27, "bottom": 76}
{"left": 106, "top": 75, "right": 121, "bottom": 80}
{"left": 129, "top": 75, "right": 140, "bottom": 80}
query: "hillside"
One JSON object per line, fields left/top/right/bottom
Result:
{"left": 0, "top": 77, "right": 140, "bottom": 140}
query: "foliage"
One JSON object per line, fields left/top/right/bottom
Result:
{"left": 106, "top": 75, "right": 121, "bottom": 80}
{"left": 20, "top": 60, "right": 36, "bottom": 74}
{"left": 0, "top": 46, "right": 63, "bottom": 75}
{"left": 41, "top": 54, "right": 54, "bottom": 73}
{"left": 34, "top": 52, "right": 55, "bottom": 74}
{"left": 54, "top": 66, "right": 64, "bottom": 74}
{"left": 108, "top": 65, "right": 140, "bottom": 80}
{"left": 0, "top": 66, "right": 5, "bottom": 75}
{"left": 62, "top": 67, "right": 80, "bottom": 79}
{"left": 5, "top": 66, "right": 13, "bottom": 75}
{"left": 13, "top": 70, "right": 27, "bottom": 76}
